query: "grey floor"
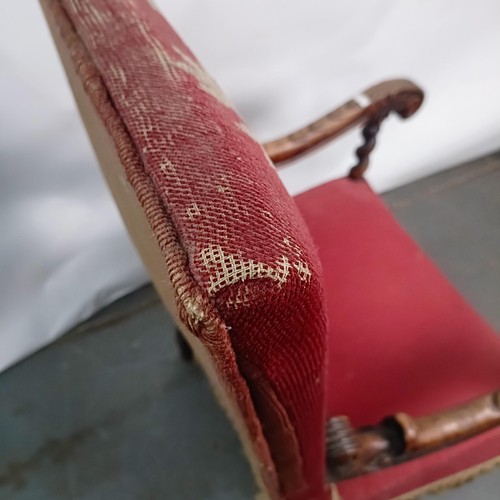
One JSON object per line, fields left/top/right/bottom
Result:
{"left": 1, "top": 154, "right": 499, "bottom": 500}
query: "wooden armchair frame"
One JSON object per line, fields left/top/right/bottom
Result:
{"left": 41, "top": 0, "right": 500, "bottom": 492}
{"left": 263, "top": 79, "right": 424, "bottom": 179}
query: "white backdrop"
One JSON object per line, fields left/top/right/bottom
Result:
{"left": 1, "top": 0, "right": 499, "bottom": 372}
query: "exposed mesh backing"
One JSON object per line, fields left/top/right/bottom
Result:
{"left": 52, "top": 1, "right": 329, "bottom": 498}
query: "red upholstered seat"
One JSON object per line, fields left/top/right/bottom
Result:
{"left": 295, "top": 177, "right": 500, "bottom": 499}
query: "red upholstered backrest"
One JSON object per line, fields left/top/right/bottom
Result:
{"left": 54, "top": 1, "right": 328, "bottom": 498}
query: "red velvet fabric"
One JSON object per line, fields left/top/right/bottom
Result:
{"left": 56, "top": 1, "right": 329, "bottom": 498}
{"left": 295, "top": 178, "right": 500, "bottom": 498}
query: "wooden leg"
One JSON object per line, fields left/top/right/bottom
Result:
{"left": 176, "top": 328, "right": 193, "bottom": 362}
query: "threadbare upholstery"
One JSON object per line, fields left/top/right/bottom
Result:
{"left": 49, "top": 1, "right": 329, "bottom": 498}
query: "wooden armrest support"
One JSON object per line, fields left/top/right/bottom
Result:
{"left": 262, "top": 79, "right": 424, "bottom": 178}
{"left": 326, "top": 390, "right": 500, "bottom": 480}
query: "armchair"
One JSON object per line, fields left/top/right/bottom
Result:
{"left": 41, "top": 1, "right": 500, "bottom": 499}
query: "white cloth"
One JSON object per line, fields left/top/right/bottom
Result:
{"left": 1, "top": 0, "right": 499, "bottom": 372}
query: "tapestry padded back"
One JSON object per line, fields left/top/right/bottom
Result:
{"left": 52, "top": 1, "right": 328, "bottom": 498}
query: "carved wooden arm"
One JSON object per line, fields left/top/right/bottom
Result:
{"left": 262, "top": 79, "right": 424, "bottom": 179}
{"left": 326, "top": 390, "right": 500, "bottom": 480}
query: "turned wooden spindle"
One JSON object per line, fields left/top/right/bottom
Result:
{"left": 349, "top": 116, "right": 385, "bottom": 180}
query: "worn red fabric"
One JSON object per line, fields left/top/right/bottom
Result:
{"left": 295, "top": 178, "right": 500, "bottom": 498}
{"left": 52, "top": 1, "right": 329, "bottom": 498}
